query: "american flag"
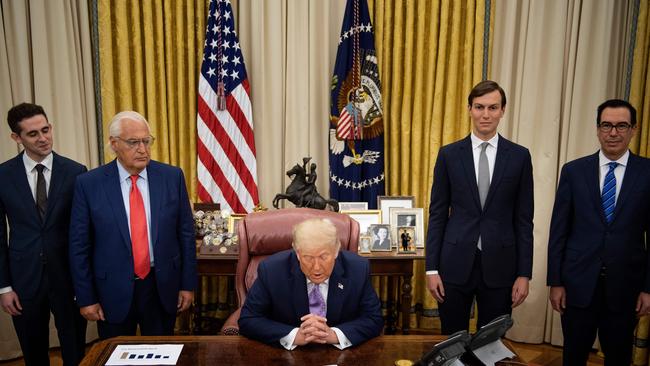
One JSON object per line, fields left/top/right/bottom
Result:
{"left": 196, "top": 0, "right": 259, "bottom": 213}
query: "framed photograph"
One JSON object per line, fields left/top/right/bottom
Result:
{"left": 358, "top": 234, "right": 372, "bottom": 253}
{"left": 397, "top": 226, "right": 417, "bottom": 253}
{"left": 377, "top": 195, "right": 414, "bottom": 224}
{"left": 389, "top": 207, "right": 424, "bottom": 248}
{"left": 341, "top": 210, "right": 381, "bottom": 237}
{"left": 228, "top": 214, "right": 247, "bottom": 233}
{"left": 369, "top": 224, "right": 392, "bottom": 251}
{"left": 339, "top": 201, "right": 369, "bottom": 211}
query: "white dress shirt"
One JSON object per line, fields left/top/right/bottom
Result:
{"left": 279, "top": 278, "right": 352, "bottom": 350}
{"left": 116, "top": 160, "right": 155, "bottom": 266}
{"left": 598, "top": 150, "right": 628, "bottom": 203}
{"left": 426, "top": 133, "right": 499, "bottom": 275}
{"left": 0, "top": 153, "right": 54, "bottom": 295}
{"left": 23, "top": 152, "right": 53, "bottom": 201}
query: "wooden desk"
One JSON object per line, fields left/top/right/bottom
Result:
{"left": 81, "top": 335, "right": 443, "bottom": 366}
{"left": 82, "top": 335, "right": 523, "bottom": 366}
{"left": 194, "top": 249, "right": 424, "bottom": 334}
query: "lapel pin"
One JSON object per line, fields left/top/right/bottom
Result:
{"left": 338, "top": 282, "right": 344, "bottom": 290}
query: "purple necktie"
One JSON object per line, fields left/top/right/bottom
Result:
{"left": 308, "top": 283, "right": 326, "bottom": 317}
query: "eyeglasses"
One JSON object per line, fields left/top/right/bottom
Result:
{"left": 598, "top": 122, "right": 632, "bottom": 133}
{"left": 114, "top": 136, "right": 155, "bottom": 149}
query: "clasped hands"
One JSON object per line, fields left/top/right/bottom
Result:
{"left": 293, "top": 314, "right": 338, "bottom": 346}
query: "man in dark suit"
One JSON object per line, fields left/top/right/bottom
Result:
{"left": 69, "top": 111, "right": 196, "bottom": 339}
{"left": 425, "top": 80, "right": 534, "bottom": 334}
{"left": 547, "top": 99, "right": 650, "bottom": 365}
{"left": 0, "top": 103, "right": 87, "bottom": 365}
{"left": 239, "top": 218, "right": 383, "bottom": 349}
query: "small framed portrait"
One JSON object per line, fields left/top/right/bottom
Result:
{"left": 397, "top": 214, "right": 416, "bottom": 227}
{"left": 341, "top": 210, "right": 381, "bottom": 238}
{"left": 358, "top": 234, "right": 372, "bottom": 253}
{"left": 228, "top": 214, "right": 247, "bottom": 233}
{"left": 377, "top": 196, "right": 414, "bottom": 224}
{"left": 389, "top": 207, "right": 424, "bottom": 248}
{"left": 369, "top": 224, "right": 392, "bottom": 251}
{"left": 339, "top": 201, "right": 369, "bottom": 211}
{"left": 397, "top": 226, "right": 417, "bottom": 253}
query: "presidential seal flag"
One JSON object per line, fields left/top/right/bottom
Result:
{"left": 329, "top": 0, "right": 384, "bottom": 208}
{"left": 197, "top": 0, "right": 259, "bottom": 213}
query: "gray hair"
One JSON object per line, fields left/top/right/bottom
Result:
{"left": 108, "top": 110, "right": 151, "bottom": 138}
{"left": 292, "top": 218, "right": 341, "bottom": 252}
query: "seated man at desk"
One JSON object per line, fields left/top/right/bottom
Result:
{"left": 238, "top": 218, "right": 384, "bottom": 349}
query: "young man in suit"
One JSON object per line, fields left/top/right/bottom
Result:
{"left": 547, "top": 99, "right": 650, "bottom": 365}
{"left": 0, "top": 103, "right": 87, "bottom": 365}
{"left": 425, "top": 80, "right": 534, "bottom": 334}
{"left": 239, "top": 218, "right": 383, "bottom": 349}
{"left": 68, "top": 111, "right": 196, "bottom": 339}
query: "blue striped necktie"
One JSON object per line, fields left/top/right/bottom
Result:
{"left": 601, "top": 162, "right": 618, "bottom": 224}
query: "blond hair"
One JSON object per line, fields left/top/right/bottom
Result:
{"left": 292, "top": 218, "right": 340, "bottom": 252}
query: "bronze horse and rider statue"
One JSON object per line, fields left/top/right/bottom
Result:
{"left": 273, "top": 157, "right": 339, "bottom": 211}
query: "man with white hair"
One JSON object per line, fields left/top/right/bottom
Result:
{"left": 239, "top": 218, "right": 383, "bottom": 349}
{"left": 68, "top": 111, "right": 196, "bottom": 339}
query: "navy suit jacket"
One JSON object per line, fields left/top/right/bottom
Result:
{"left": 547, "top": 152, "right": 650, "bottom": 309}
{"left": 68, "top": 159, "right": 196, "bottom": 322}
{"left": 238, "top": 250, "right": 383, "bottom": 347}
{"left": 426, "top": 135, "right": 534, "bottom": 287}
{"left": 0, "top": 152, "right": 86, "bottom": 299}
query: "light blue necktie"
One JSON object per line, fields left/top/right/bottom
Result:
{"left": 601, "top": 162, "right": 618, "bottom": 224}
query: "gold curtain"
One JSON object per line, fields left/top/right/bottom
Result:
{"left": 630, "top": 0, "right": 649, "bottom": 158}
{"left": 369, "top": 0, "right": 491, "bottom": 330}
{"left": 628, "top": 1, "right": 650, "bottom": 364}
{"left": 97, "top": 0, "right": 208, "bottom": 200}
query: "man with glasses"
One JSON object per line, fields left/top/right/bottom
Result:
{"left": 68, "top": 111, "right": 196, "bottom": 339}
{"left": 238, "top": 218, "right": 383, "bottom": 349}
{"left": 547, "top": 99, "right": 650, "bottom": 365}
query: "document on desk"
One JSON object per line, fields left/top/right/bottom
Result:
{"left": 105, "top": 344, "right": 184, "bottom": 365}
{"left": 472, "top": 340, "right": 515, "bottom": 366}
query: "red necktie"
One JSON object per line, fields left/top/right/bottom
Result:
{"left": 130, "top": 175, "right": 150, "bottom": 279}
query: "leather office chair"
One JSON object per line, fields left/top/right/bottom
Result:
{"left": 220, "top": 207, "right": 360, "bottom": 335}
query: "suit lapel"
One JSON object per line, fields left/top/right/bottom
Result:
{"left": 459, "top": 136, "right": 481, "bottom": 210}
{"left": 103, "top": 160, "right": 132, "bottom": 252}
{"left": 612, "top": 153, "right": 640, "bottom": 224}
{"left": 326, "top": 257, "right": 348, "bottom": 323}
{"left": 43, "top": 153, "right": 67, "bottom": 225}
{"left": 484, "top": 135, "right": 510, "bottom": 210}
{"left": 147, "top": 163, "right": 162, "bottom": 247}
{"left": 290, "top": 254, "right": 309, "bottom": 318}
{"left": 583, "top": 153, "right": 607, "bottom": 225}
{"left": 9, "top": 153, "right": 40, "bottom": 222}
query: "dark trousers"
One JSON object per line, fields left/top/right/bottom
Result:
{"left": 11, "top": 270, "right": 87, "bottom": 366}
{"left": 438, "top": 250, "right": 512, "bottom": 335}
{"left": 97, "top": 270, "right": 176, "bottom": 339}
{"left": 561, "top": 273, "right": 637, "bottom": 366}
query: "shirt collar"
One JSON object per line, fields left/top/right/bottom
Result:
{"left": 22, "top": 152, "right": 53, "bottom": 172}
{"left": 471, "top": 132, "right": 499, "bottom": 150}
{"left": 598, "top": 149, "right": 629, "bottom": 168}
{"left": 116, "top": 159, "right": 148, "bottom": 182}
{"left": 306, "top": 278, "right": 329, "bottom": 288}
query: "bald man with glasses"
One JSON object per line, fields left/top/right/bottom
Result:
{"left": 69, "top": 111, "right": 196, "bottom": 339}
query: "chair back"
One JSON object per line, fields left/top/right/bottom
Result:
{"left": 234, "top": 207, "right": 359, "bottom": 307}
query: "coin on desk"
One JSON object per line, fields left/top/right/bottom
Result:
{"left": 395, "top": 360, "right": 413, "bottom": 366}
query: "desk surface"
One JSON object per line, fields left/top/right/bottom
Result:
{"left": 81, "top": 335, "right": 446, "bottom": 365}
